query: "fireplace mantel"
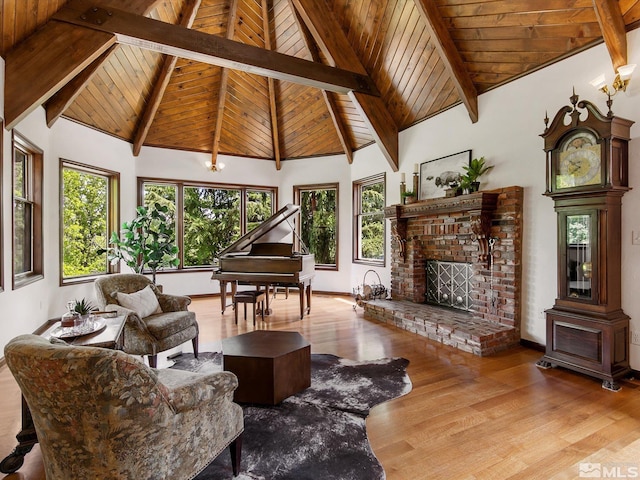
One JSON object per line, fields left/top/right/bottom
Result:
{"left": 384, "top": 191, "right": 499, "bottom": 220}
{"left": 371, "top": 187, "right": 523, "bottom": 356}
{"left": 385, "top": 191, "right": 499, "bottom": 265}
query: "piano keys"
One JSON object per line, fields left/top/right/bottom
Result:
{"left": 211, "top": 204, "right": 315, "bottom": 319}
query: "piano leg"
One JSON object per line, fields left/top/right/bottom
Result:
{"left": 296, "top": 281, "right": 312, "bottom": 319}
{"left": 219, "top": 281, "right": 237, "bottom": 314}
{"left": 260, "top": 284, "right": 273, "bottom": 315}
{"left": 297, "top": 283, "right": 304, "bottom": 319}
{"left": 219, "top": 280, "right": 228, "bottom": 314}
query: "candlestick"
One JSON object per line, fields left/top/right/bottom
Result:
{"left": 400, "top": 181, "right": 406, "bottom": 200}
{"left": 413, "top": 172, "right": 419, "bottom": 199}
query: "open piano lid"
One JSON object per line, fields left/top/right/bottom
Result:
{"left": 218, "top": 203, "right": 300, "bottom": 256}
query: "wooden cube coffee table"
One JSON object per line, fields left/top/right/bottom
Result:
{"left": 222, "top": 330, "right": 311, "bottom": 405}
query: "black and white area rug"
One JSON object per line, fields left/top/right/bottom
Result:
{"left": 169, "top": 352, "right": 412, "bottom": 480}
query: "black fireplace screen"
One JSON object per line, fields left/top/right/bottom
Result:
{"left": 425, "top": 260, "right": 472, "bottom": 311}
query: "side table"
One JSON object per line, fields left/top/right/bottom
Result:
{"left": 0, "top": 315, "right": 126, "bottom": 474}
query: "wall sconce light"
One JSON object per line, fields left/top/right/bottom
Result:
{"left": 590, "top": 64, "right": 636, "bottom": 114}
{"left": 205, "top": 160, "right": 225, "bottom": 172}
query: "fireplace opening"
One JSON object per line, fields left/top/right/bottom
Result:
{"left": 425, "top": 260, "right": 472, "bottom": 311}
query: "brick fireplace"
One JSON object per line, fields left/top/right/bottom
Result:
{"left": 364, "top": 186, "right": 523, "bottom": 356}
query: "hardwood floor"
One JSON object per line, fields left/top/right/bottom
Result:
{"left": 2, "top": 293, "right": 640, "bottom": 479}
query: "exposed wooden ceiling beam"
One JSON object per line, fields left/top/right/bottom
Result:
{"left": 290, "top": 0, "right": 398, "bottom": 171}
{"left": 132, "top": 0, "right": 202, "bottom": 156}
{"left": 45, "top": 45, "right": 118, "bottom": 128}
{"left": 52, "top": 0, "right": 379, "bottom": 96}
{"left": 413, "top": 0, "right": 478, "bottom": 123}
{"left": 263, "top": 0, "right": 282, "bottom": 171}
{"left": 6, "top": 0, "right": 166, "bottom": 129}
{"left": 45, "top": 0, "right": 164, "bottom": 128}
{"left": 593, "top": 0, "right": 628, "bottom": 71}
{"left": 4, "top": 22, "right": 116, "bottom": 129}
{"left": 290, "top": 3, "right": 353, "bottom": 164}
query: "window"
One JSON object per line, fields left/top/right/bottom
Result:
{"left": 139, "top": 179, "right": 276, "bottom": 269}
{"left": 183, "top": 186, "right": 241, "bottom": 267}
{"left": 294, "top": 184, "right": 338, "bottom": 270}
{"left": 353, "top": 173, "right": 385, "bottom": 265}
{"left": 60, "top": 160, "right": 119, "bottom": 284}
{"left": 13, "top": 132, "right": 43, "bottom": 288}
{"left": 0, "top": 122, "right": 3, "bottom": 293}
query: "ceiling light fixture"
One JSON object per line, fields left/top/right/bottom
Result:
{"left": 205, "top": 160, "right": 225, "bottom": 172}
{"left": 590, "top": 64, "right": 636, "bottom": 115}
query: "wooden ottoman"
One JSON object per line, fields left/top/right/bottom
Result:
{"left": 222, "top": 330, "right": 311, "bottom": 405}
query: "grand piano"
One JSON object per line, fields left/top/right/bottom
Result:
{"left": 211, "top": 204, "right": 315, "bottom": 319}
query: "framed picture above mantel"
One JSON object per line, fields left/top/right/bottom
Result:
{"left": 419, "top": 150, "right": 471, "bottom": 200}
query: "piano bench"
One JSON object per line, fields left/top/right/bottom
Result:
{"left": 234, "top": 291, "right": 266, "bottom": 326}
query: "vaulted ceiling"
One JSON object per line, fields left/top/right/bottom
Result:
{"left": 2, "top": 0, "right": 640, "bottom": 171}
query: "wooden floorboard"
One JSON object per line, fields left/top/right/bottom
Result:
{"left": 1, "top": 293, "right": 640, "bottom": 479}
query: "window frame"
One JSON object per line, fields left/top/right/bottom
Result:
{"left": 293, "top": 182, "right": 339, "bottom": 271}
{"left": 138, "top": 177, "right": 278, "bottom": 271}
{"left": 0, "top": 120, "right": 3, "bottom": 293}
{"left": 59, "top": 159, "right": 120, "bottom": 285}
{"left": 353, "top": 173, "right": 386, "bottom": 266}
{"left": 12, "top": 131, "right": 44, "bottom": 289}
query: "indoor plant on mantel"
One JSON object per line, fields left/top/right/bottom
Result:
{"left": 401, "top": 190, "right": 417, "bottom": 204}
{"left": 460, "top": 156, "right": 493, "bottom": 193}
{"left": 99, "top": 204, "right": 179, "bottom": 284}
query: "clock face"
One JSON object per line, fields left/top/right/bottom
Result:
{"left": 555, "top": 131, "right": 601, "bottom": 189}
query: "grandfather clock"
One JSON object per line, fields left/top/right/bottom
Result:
{"left": 536, "top": 92, "right": 634, "bottom": 391}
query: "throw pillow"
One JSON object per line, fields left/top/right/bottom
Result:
{"left": 116, "top": 285, "right": 162, "bottom": 318}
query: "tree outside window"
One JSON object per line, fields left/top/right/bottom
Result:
{"left": 183, "top": 186, "right": 241, "bottom": 267}
{"left": 61, "top": 161, "right": 119, "bottom": 283}
{"left": 353, "top": 174, "right": 385, "bottom": 265}
{"left": 139, "top": 180, "right": 276, "bottom": 269}
{"left": 294, "top": 184, "right": 338, "bottom": 269}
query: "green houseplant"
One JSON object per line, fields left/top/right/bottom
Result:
{"left": 99, "top": 203, "right": 179, "bottom": 284}
{"left": 401, "top": 190, "right": 417, "bottom": 204}
{"left": 460, "top": 157, "right": 493, "bottom": 193}
{"left": 73, "top": 298, "right": 96, "bottom": 316}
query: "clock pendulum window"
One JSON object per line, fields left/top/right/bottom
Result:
{"left": 536, "top": 91, "right": 634, "bottom": 391}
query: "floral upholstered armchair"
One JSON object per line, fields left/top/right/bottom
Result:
{"left": 94, "top": 273, "right": 199, "bottom": 367}
{"left": 4, "top": 334, "right": 243, "bottom": 480}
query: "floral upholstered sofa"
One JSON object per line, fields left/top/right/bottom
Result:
{"left": 4, "top": 334, "right": 243, "bottom": 479}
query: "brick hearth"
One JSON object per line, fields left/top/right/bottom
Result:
{"left": 364, "top": 186, "right": 523, "bottom": 356}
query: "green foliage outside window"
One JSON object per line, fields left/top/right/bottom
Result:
{"left": 62, "top": 168, "right": 109, "bottom": 278}
{"left": 140, "top": 181, "right": 274, "bottom": 269}
{"left": 300, "top": 188, "right": 337, "bottom": 265}
{"left": 246, "top": 190, "right": 273, "bottom": 233}
{"left": 183, "top": 187, "right": 241, "bottom": 267}
{"left": 360, "top": 182, "right": 384, "bottom": 260}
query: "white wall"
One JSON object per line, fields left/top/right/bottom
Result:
{"left": 1, "top": 32, "right": 640, "bottom": 368}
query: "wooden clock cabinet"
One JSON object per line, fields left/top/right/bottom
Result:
{"left": 536, "top": 92, "right": 634, "bottom": 391}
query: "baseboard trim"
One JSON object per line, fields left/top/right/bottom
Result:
{"left": 520, "top": 338, "right": 545, "bottom": 352}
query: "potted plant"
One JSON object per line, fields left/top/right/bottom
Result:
{"left": 99, "top": 203, "right": 179, "bottom": 284}
{"left": 401, "top": 190, "right": 417, "bottom": 204}
{"left": 73, "top": 298, "right": 96, "bottom": 316}
{"left": 461, "top": 157, "right": 493, "bottom": 193}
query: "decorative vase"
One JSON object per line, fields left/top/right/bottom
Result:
{"left": 470, "top": 181, "right": 480, "bottom": 192}
{"left": 61, "top": 301, "right": 81, "bottom": 328}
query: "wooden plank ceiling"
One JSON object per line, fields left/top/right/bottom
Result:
{"left": 2, "top": 0, "right": 640, "bottom": 170}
